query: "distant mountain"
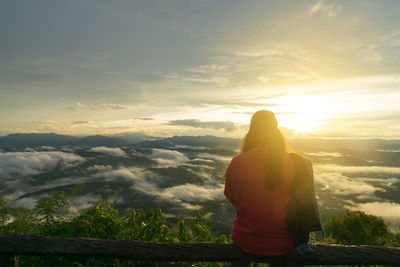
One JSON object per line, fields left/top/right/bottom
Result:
{"left": 166, "top": 135, "right": 241, "bottom": 148}
{"left": 290, "top": 138, "right": 400, "bottom": 151}
{"left": 3, "top": 132, "right": 400, "bottom": 153}
{"left": 0, "top": 133, "right": 78, "bottom": 148}
{"left": 134, "top": 135, "right": 241, "bottom": 149}
{"left": 68, "top": 135, "right": 128, "bottom": 147}
{"left": 0, "top": 133, "right": 128, "bottom": 148}
{"left": 109, "top": 132, "right": 159, "bottom": 144}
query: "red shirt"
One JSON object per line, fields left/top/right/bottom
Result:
{"left": 224, "top": 148, "right": 295, "bottom": 255}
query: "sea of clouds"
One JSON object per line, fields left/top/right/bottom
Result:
{"left": 1, "top": 145, "right": 399, "bottom": 231}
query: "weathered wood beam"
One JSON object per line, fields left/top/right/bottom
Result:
{"left": 0, "top": 234, "right": 399, "bottom": 265}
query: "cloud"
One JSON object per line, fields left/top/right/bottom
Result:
{"left": 345, "top": 201, "right": 400, "bottom": 231}
{"left": 219, "top": 101, "right": 279, "bottom": 107}
{"left": 93, "top": 166, "right": 150, "bottom": 184}
{"left": 92, "top": 166, "right": 223, "bottom": 209}
{"left": 3, "top": 176, "right": 91, "bottom": 208}
{"left": 304, "top": 152, "right": 342, "bottom": 157}
{"left": 99, "top": 104, "right": 127, "bottom": 110}
{"left": 159, "top": 183, "right": 225, "bottom": 202}
{"left": 309, "top": 1, "right": 323, "bottom": 14}
{"left": 148, "top": 149, "right": 189, "bottom": 167}
{"left": 89, "top": 146, "right": 127, "bottom": 157}
{"left": 68, "top": 194, "right": 103, "bottom": 215}
{"left": 87, "top": 164, "right": 114, "bottom": 173}
{"left": 67, "top": 102, "right": 126, "bottom": 111}
{"left": 168, "top": 119, "right": 238, "bottom": 132}
{"left": 92, "top": 167, "right": 163, "bottom": 200}
{"left": 189, "top": 158, "right": 215, "bottom": 164}
{"left": 180, "top": 202, "right": 202, "bottom": 211}
{"left": 181, "top": 162, "right": 213, "bottom": 170}
{"left": 10, "top": 197, "right": 38, "bottom": 209}
{"left": 5, "top": 156, "right": 224, "bottom": 211}
{"left": 196, "top": 153, "right": 233, "bottom": 163}
{"left": 308, "top": 0, "right": 342, "bottom": 18}
{"left": 72, "top": 120, "right": 90, "bottom": 125}
{"left": 0, "top": 151, "right": 84, "bottom": 179}
{"left": 356, "top": 177, "right": 399, "bottom": 185}
{"left": 132, "top": 117, "right": 154, "bottom": 121}
{"left": 233, "top": 48, "right": 284, "bottom": 58}
{"left": 376, "top": 149, "right": 400, "bottom": 153}
{"left": 174, "top": 144, "right": 207, "bottom": 150}
{"left": 179, "top": 164, "right": 214, "bottom": 181}
{"left": 0, "top": 65, "right": 61, "bottom": 85}
{"left": 315, "top": 164, "right": 400, "bottom": 176}
{"left": 315, "top": 172, "right": 381, "bottom": 198}
{"left": 40, "top": 146, "right": 56, "bottom": 151}
{"left": 164, "top": 69, "right": 230, "bottom": 87}
{"left": 186, "top": 64, "right": 229, "bottom": 74}
{"left": 384, "top": 31, "right": 400, "bottom": 47}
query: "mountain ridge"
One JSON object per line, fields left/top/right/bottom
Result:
{"left": 2, "top": 132, "right": 400, "bottom": 151}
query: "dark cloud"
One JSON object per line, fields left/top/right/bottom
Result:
{"left": 0, "top": 66, "right": 61, "bottom": 86}
{"left": 67, "top": 102, "right": 127, "bottom": 111}
{"left": 168, "top": 119, "right": 238, "bottom": 132}
{"left": 72, "top": 121, "right": 90, "bottom": 125}
{"left": 231, "top": 101, "right": 279, "bottom": 107}
{"left": 203, "top": 100, "right": 279, "bottom": 108}
{"left": 132, "top": 117, "right": 154, "bottom": 121}
{"left": 232, "top": 111, "right": 299, "bottom": 115}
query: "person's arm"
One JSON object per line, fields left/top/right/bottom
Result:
{"left": 304, "top": 158, "right": 324, "bottom": 235}
{"left": 287, "top": 154, "right": 324, "bottom": 234}
{"left": 224, "top": 160, "right": 237, "bottom": 206}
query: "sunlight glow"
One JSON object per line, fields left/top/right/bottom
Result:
{"left": 271, "top": 94, "right": 333, "bottom": 132}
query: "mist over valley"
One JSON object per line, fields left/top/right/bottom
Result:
{"left": 1, "top": 133, "right": 400, "bottom": 235}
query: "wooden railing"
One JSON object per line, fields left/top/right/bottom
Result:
{"left": 0, "top": 234, "right": 399, "bottom": 266}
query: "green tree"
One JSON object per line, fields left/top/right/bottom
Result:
{"left": 386, "top": 232, "right": 400, "bottom": 247}
{"left": 35, "top": 185, "right": 82, "bottom": 227}
{"left": 0, "top": 195, "right": 10, "bottom": 229}
{"left": 323, "top": 210, "right": 391, "bottom": 246}
{"left": 189, "top": 212, "right": 227, "bottom": 243}
{"left": 1, "top": 188, "right": 229, "bottom": 266}
{"left": 7, "top": 207, "right": 37, "bottom": 235}
{"left": 73, "top": 200, "right": 122, "bottom": 239}
{"left": 118, "top": 208, "right": 174, "bottom": 242}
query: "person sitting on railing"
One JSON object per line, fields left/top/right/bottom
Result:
{"left": 224, "top": 110, "right": 324, "bottom": 267}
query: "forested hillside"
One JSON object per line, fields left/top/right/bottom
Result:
{"left": 1, "top": 188, "right": 399, "bottom": 267}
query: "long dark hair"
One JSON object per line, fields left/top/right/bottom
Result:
{"left": 240, "top": 110, "right": 293, "bottom": 189}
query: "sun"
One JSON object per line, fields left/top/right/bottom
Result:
{"left": 272, "top": 94, "right": 332, "bottom": 132}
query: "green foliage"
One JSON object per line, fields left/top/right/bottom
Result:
{"left": 35, "top": 190, "right": 69, "bottom": 225}
{"left": 386, "top": 232, "right": 400, "bottom": 247}
{"left": 0, "top": 195, "right": 10, "bottom": 229}
{"left": 1, "top": 188, "right": 228, "bottom": 266}
{"left": 323, "top": 210, "right": 395, "bottom": 246}
{"left": 177, "top": 219, "right": 191, "bottom": 242}
{"left": 7, "top": 207, "right": 37, "bottom": 235}
{"left": 118, "top": 208, "right": 174, "bottom": 242}
{"left": 188, "top": 212, "right": 227, "bottom": 243}
{"left": 35, "top": 185, "right": 82, "bottom": 227}
{"left": 73, "top": 200, "right": 122, "bottom": 239}
{"left": 6, "top": 189, "right": 399, "bottom": 266}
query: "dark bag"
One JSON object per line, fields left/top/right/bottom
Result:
{"left": 286, "top": 153, "right": 324, "bottom": 234}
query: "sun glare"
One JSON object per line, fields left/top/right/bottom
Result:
{"left": 272, "top": 95, "right": 333, "bottom": 132}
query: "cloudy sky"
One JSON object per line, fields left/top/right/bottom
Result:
{"left": 1, "top": 0, "right": 400, "bottom": 138}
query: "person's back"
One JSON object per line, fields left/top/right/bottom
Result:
{"left": 225, "top": 147, "right": 295, "bottom": 255}
{"left": 225, "top": 110, "right": 323, "bottom": 267}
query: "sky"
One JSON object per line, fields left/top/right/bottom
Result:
{"left": 1, "top": 0, "right": 400, "bottom": 138}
